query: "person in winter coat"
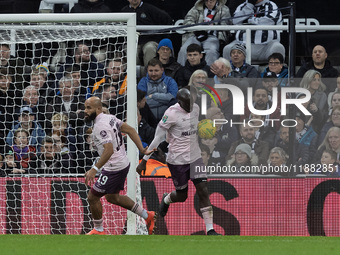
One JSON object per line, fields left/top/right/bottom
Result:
{"left": 177, "top": 0, "right": 231, "bottom": 66}
{"left": 137, "top": 59, "right": 178, "bottom": 121}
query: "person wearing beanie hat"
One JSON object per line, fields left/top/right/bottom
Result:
{"left": 222, "top": 0, "right": 285, "bottom": 63}
{"left": 235, "top": 143, "right": 252, "bottom": 158}
{"left": 230, "top": 43, "right": 246, "bottom": 58}
{"left": 177, "top": 0, "right": 232, "bottom": 66}
{"left": 156, "top": 38, "right": 181, "bottom": 79}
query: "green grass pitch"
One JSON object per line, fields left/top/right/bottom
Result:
{"left": 1, "top": 235, "right": 340, "bottom": 255}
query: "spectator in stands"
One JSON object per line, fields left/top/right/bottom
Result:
{"left": 56, "top": 42, "right": 105, "bottom": 97}
{"left": 267, "top": 147, "right": 288, "bottom": 175}
{"left": 177, "top": 0, "right": 231, "bottom": 66}
{"left": 313, "top": 127, "right": 340, "bottom": 164}
{"left": 223, "top": 0, "right": 285, "bottom": 63}
{"left": 242, "top": 87, "right": 281, "bottom": 130}
{"left": 188, "top": 69, "right": 208, "bottom": 89}
{"left": 210, "top": 57, "right": 232, "bottom": 84}
{"left": 200, "top": 143, "right": 211, "bottom": 166}
{"left": 9, "top": 128, "right": 37, "bottom": 174}
{"left": 0, "top": 68, "right": 19, "bottom": 153}
{"left": 250, "top": 112, "right": 276, "bottom": 149}
{"left": 105, "top": 58, "right": 127, "bottom": 90}
{"left": 296, "top": 93, "right": 325, "bottom": 134}
{"left": 327, "top": 76, "right": 340, "bottom": 110}
{"left": 200, "top": 134, "right": 221, "bottom": 167}
{"left": 64, "top": 64, "right": 82, "bottom": 95}
{"left": 6, "top": 106, "right": 46, "bottom": 152}
{"left": 70, "top": 0, "right": 111, "bottom": 13}
{"left": 261, "top": 53, "right": 288, "bottom": 87}
{"left": 36, "top": 137, "right": 58, "bottom": 174}
{"left": 46, "top": 76, "right": 85, "bottom": 130}
{"left": 206, "top": 107, "right": 238, "bottom": 163}
{"left": 121, "top": 0, "right": 173, "bottom": 67}
{"left": 29, "top": 67, "right": 54, "bottom": 102}
{"left": 0, "top": 43, "right": 25, "bottom": 89}
{"left": 295, "top": 110, "right": 317, "bottom": 147}
{"left": 137, "top": 59, "right": 178, "bottom": 122}
{"left": 225, "top": 44, "right": 259, "bottom": 90}
{"left": 77, "top": 127, "right": 99, "bottom": 173}
{"left": 20, "top": 85, "right": 46, "bottom": 129}
{"left": 2, "top": 146, "right": 26, "bottom": 175}
{"left": 50, "top": 113, "right": 77, "bottom": 173}
{"left": 138, "top": 108, "right": 155, "bottom": 148}
{"left": 155, "top": 38, "right": 181, "bottom": 79}
{"left": 138, "top": 89, "right": 158, "bottom": 129}
{"left": 300, "top": 70, "right": 328, "bottom": 117}
{"left": 226, "top": 143, "right": 258, "bottom": 174}
{"left": 100, "top": 82, "right": 126, "bottom": 121}
{"left": 227, "top": 121, "right": 269, "bottom": 165}
{"left": 176, "top": 43, "right": 213, "bottom": 89}
{"left": 317, "top": 106, "right": 340, "bottom": 147}
{"left": 261, "top": 71, "right": 280, "bottom": 103}
{"left": 312, "top": 149, "right": 340, "bottom": 176}
{"left": 274, "top": 126, "right": 309, "bottom": 166}
{"left": 296, "top": 45, "right": 338, "bottom": 94}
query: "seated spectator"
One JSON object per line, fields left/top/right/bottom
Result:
{"left": 29, "top": 65, "right": 55, "bottom": 101}
{"left": 261, "top": 53, "right": 288, "bottom": 87}
{"left": 46, "top": 76, "right": 85, "bottom": 131}
{"left": 200, "top": 134, "right": 222, "bottom": 167}
{"left": 9, "top": 128, "right": 37, "bottom": 174}
{"left": 296, "top": 45, "right": 338, "bottom": 94}
{"left": 155, "top": 38, "right": 181, "bottom": 79}
{"left": 274, "top": 126, "right": 309, "bottom": 166}
{"left": 175, "top": 43, "right": 213, "bottom": 89}
{"left": 267, "top": 147, "right": 289, "bottom": 176}
{"left": 210, "top": 57, "right": 231, "bottom": 84}
{"left": 0, "top": 68, "right": 19, "bottom": 153}
{"left": 121, "top": 0, "right": 173, "bottom": 67}
{"left": 138, "top": 108, "right": 155, "bottom": 148}
{"left": 99, "top": 82, "right": 126, "bottom": 121}
{"left": 300, "top": 69, "right": 328, "bottom": 117}
{"left": 261, "top": 71, "right": 280, "bottom": 103}
{"left": 206, "top": 107, "right": 238, "bottom": 160}
{"left": 19, "top": 85, "right": 47, "bottom": 130}
{"left": 177, "top": 0, "right": 231, "bottom": 66}
{"left": 37, "top": 137, "right": 60, "bottom": 174}
{"left": 296, "top": 93, "right": 325, "bottom": 134}
{"left": 70, "top": 0, "right": 111, "bottom": 13}
{"left": 64, "top": 64, "right": 82, "bottom": 95}
{"left": 138, "top": 89, "right": 158, "bottom": 129}
{"left": 312, "top": 149, "right": 340, "bottom": 176}
{"left": 0, "top": 43, "right": 25, "bottom": 89}
{"left": 56, "top": 42, "right": 105, "bottom": 97}
{"left": 200, "top": 143, "right": 211, "bottom": 167}
{"left": 188, "top": 69, "right": 208, "bottom": 89}
{"left": 317, "top": 106, "right": 340, "bottom": 147}
{"left": 327, "top": 76, "right": 340, "bottom": 111}
{"left": 242, "top": 87, "right": 281, "bottom": 130}
{"left": 223, "top": 0, "right": 285, "bottom": 63}
{"left": 250, "top": 112, "right": 276, "bottom": 149}
{"left": 225, "top": 44, "right": 259, "bottom": 90}
{"left": 227, "top": 122, "right": 269, "bottom": 165}
{"left": 226, "top": 143, "right": 258, "bottom": 174}
{"left": 137, "top": 59, "right": 178, "bottom": 122}
{"left": 313, "top": 127, "right": 340, "bottom": 165}
{"left": 105, "top": 58, "right": 127, "bottom": 93}
{"left": 2, "top": 147, "right": 26, "bottom": 175}
{"left": 77, "top": 127, "right": 99, "bottom": 173}
{"left": 6, "top": 106, "right": 46, "bottom": 152}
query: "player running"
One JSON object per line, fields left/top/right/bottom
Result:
{"left": 137, "top": 87, "right": 221, "bottom": 235}
{"left": 84, "top": 96, "right": 156, "bottom": 235}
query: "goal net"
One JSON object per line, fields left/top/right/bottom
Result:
{"left": 0, "top": 13, "right": 147, "bottom": 235}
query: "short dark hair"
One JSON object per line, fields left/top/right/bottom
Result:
{"left": 187, "top": 43, "right": 203, "bottom": 53}
{"left": 137, "top": 89, "right": 146, "bottom": 102}
{"left": 42, "top": 136, "right": 54, "bottom": 145}
{"left": 147, "top": 58, "right": 163, "bottom": 68}
{"left": 253, "top": 86, "right": 268, "bottom": 96}
{"left": 268, "top": 53, "right": 284, "bottom": 64}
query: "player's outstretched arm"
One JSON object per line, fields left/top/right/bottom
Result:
{"left": 121, "top": 122, "right": 156, "bottom": 155}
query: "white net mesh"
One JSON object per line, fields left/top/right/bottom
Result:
{"left": 0, "top": 17, "right": 146, "bottom": 235}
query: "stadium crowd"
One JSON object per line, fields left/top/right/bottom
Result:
{"left": 1, "top": 0, "right": 340, "bottom": 177}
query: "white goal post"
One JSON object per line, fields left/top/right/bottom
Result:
{"left": 0, "top": 13, "right": 140, "bottom": 235}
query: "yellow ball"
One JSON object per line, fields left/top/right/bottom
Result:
{"left": 198, "top": 119, "right": 216, "bottom": 139}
